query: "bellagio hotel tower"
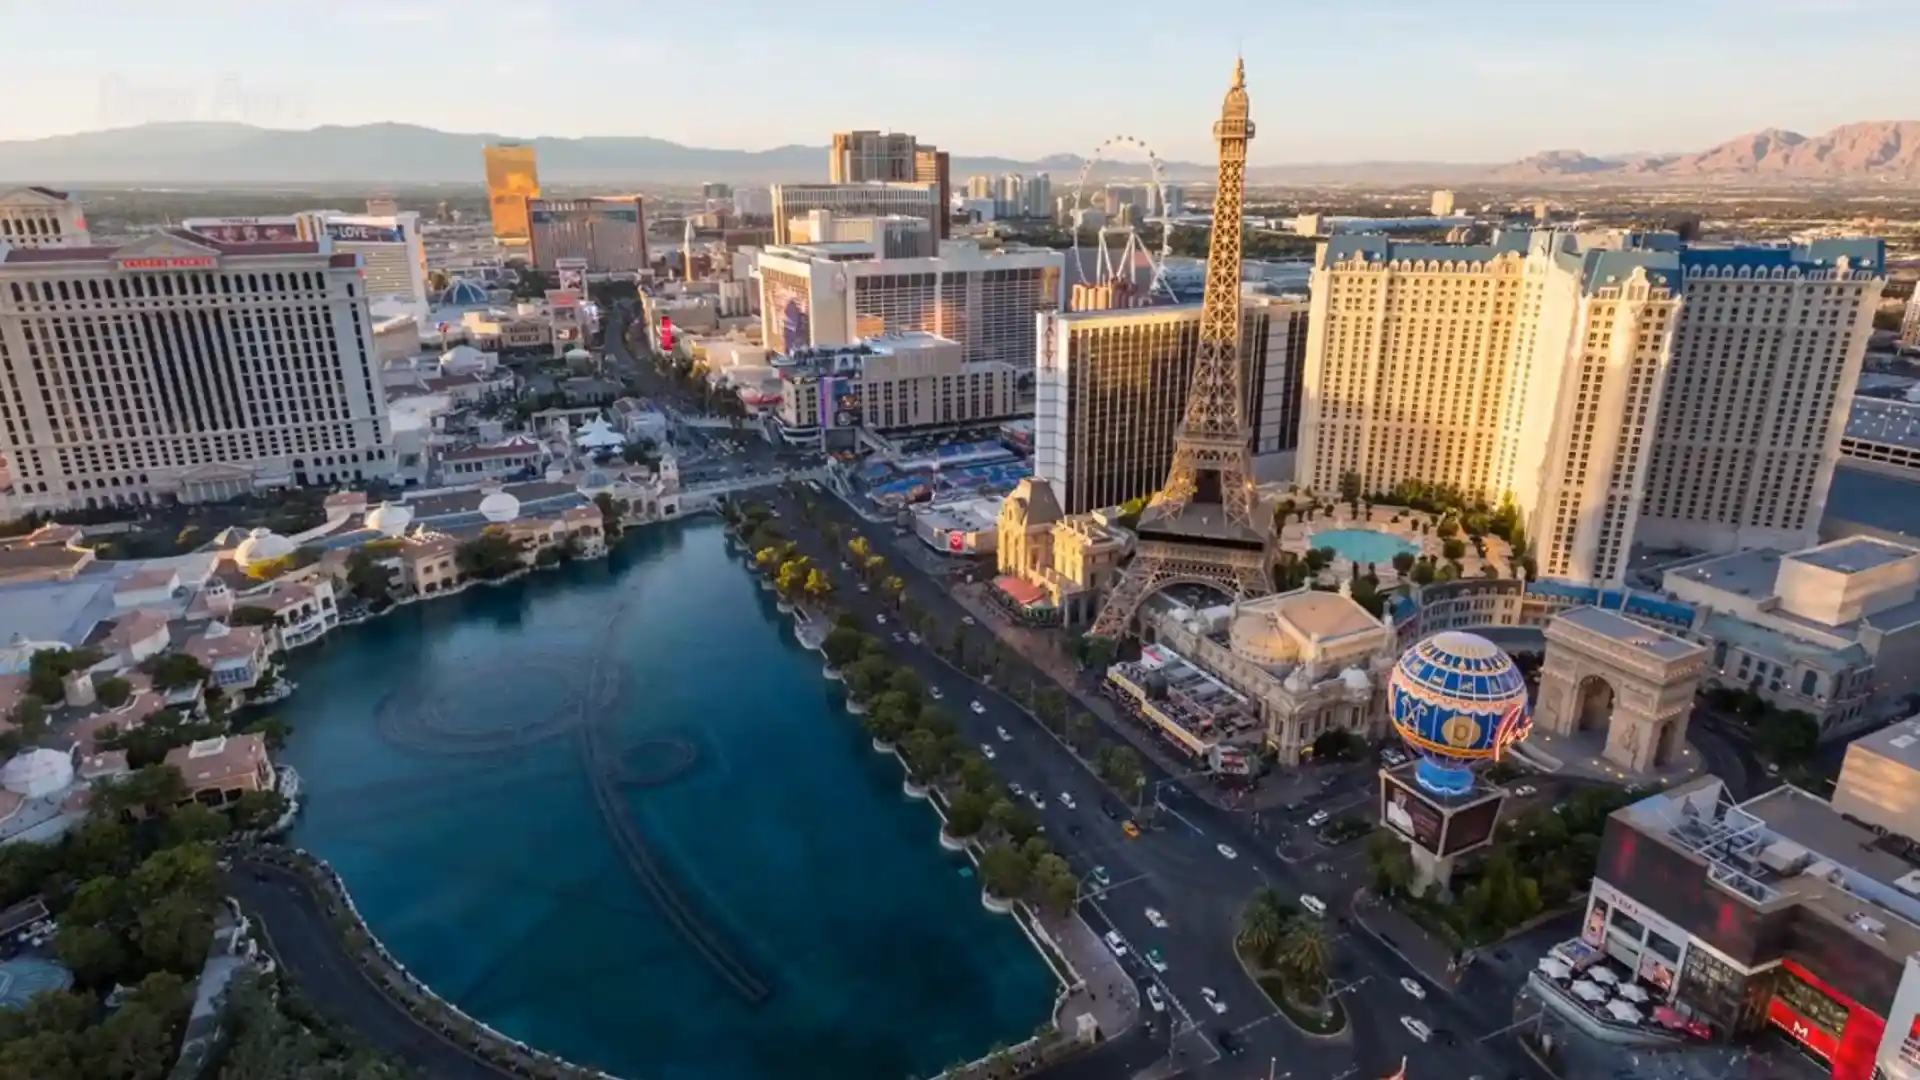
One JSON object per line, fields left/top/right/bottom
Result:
{"left": 1295, "top": 230, "right": 1885, "bottom": 585}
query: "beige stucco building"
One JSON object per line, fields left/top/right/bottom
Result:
{"left": 994, "top": 477, "right": 1129, "bottom": 625}
{"left": 1136, "top": 585, "right": 1399, "bottom": 764}
{"left": 1297, "top": 231, "right": 1885, "bottom": 585}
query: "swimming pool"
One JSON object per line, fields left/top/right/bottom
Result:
{"left": 1309, "top": 528, "right": 1418, "bottom": 566}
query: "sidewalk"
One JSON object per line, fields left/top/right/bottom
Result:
{"left": 1041, "top": 909, "right": 1139, "bottom": 1040}
{"left": 1348, "top": 889, "right": 1462, "bottom": 989}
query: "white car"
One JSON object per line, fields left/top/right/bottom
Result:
{"left": 1515, "top": 784, "right": 1538, "bottom": 797}
{"left": 1058, "top": 792, "right": 1077, "bottom": 810}
{"left": 1400, "top": 1017, "right": 1432, "bottom": 1042}
{"left": 1091, "top": 866, "right": 1111, "bottom": 888}
{"left": 876, "top": 614, "right": 887, "bottom": 625}
{"left": 1103, "top": 930, "right": 1128, "bottom": 957}
{"left": 962, "top": 615, "right": 976, "bottom": 626}
{"left": 859, "top": 584, "right": 870, "bottom": 593}
{"left": 892, "top": 632, "right": 904, "bottom": 642}
{"left": 1200, "top": 987, "right": 1227, "bottom": 1014}
{"left": 1146, "top": 984, "right": 1166, "bottom": 1012}
{"left": 970, "top": 701, "right": 987, "bottom": 715}
{"left": 980, "top": 743, "right": 997, "bottom": 761}
{"left": 1144, "top": 907, "right": 1169, "bottom": 929}
{"left": 1028, "top": 792, "right": 1048, "bottom": 811}
{"left": 1307, "top": 809, "right": 1331, "bottom": 827}
{"left": 908, "top": 632, "right": 921, "bottom": 645}
{"left": 840, "top": 561, "right": 851, "bottom": 570}
{"left": 929, "top": 686, "right": 943, "bottom": 700}
{"left": 1009, "top": 782, "right": 1026, "bottom": 797}
{"left": 996, "top": 726, "right": 1012, "bottom": 742}
{"left": 1216, "top": 843, "right": 1239, "bottom": 860}
{"left": 1145, "top": 946, "right": 1168, "bottom": 973}
{"left": 1400, "top": 977, "right": 1426, "bottom": 1000}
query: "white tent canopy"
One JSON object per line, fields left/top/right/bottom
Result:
{"left": 1, "top": 749, "right": 74, "bottom": 798}
{"left": 575, "top": 418, "right": 625, "bottom": 450}
{"left": 1572, "top": 980, "right": 1607, "bottom": 1003}
{"left": 1617, "top": 983, "right": 1651, "bottom": 1003}
{"left": 1588, "top": 966, "right": 1620, "bottom": 985}
{"left": 1605, "top": 999, "right": 1643, "bottom": 1024}
{"left": 1537, "top": 958, "right": 1572, "bottom": 980}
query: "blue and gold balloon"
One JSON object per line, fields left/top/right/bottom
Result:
{"left": 1388, "top": 632, "right": 1532, "bottom": 797}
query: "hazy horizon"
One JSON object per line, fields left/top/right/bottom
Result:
{"left": 2, "top": 0, "right": 1915, "bottom": 165}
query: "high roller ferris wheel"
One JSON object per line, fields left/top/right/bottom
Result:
{"left": 1069, "top": 135, "right": 1176, "bottom": 305}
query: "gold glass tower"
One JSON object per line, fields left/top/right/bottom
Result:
{"left": 483, "top": 144, "right": 541, "bottom": 242}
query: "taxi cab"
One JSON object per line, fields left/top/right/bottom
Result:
{"left": 1121, "top": 820, "right": 1141, "bottom": 839}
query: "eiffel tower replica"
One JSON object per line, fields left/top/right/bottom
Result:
{"left": 1088, "top": 59, "right": 1271, "bottom": 640}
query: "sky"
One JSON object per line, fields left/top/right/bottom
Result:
{"left": 1, "top": 0, "right": 1914, "bottom": 163}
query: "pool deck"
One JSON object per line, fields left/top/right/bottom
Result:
{"left": 1277, "top": 503, "right": 1512, "bottom": 584}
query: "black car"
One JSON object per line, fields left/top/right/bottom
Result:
{"left": 1217, "top": 1029, "right": 1242, "bottom": 1056}
{"left": 1101, "top": 804, "right": 1120, "bottom": 820}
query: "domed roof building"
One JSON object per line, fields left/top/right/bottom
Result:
{"left": 233, "top": 528, "right": 294, "bottom": 570}
{"left": 1388, "top": 631, "right": 1532, "bottom": 797}
{"left": 1, "top": 748, "right": 74, "bottom": 799}
{"left": 1106, "top": 585, "right": 1399, "bottom": 766}
{"left": 479, "top": 491, "right": 521, "bottom": 524}
{"left": 366, "top": 502, "right": 414, "bottom": 538}
{"left": 440, "top": 278, "right": 489, "bottom": 307}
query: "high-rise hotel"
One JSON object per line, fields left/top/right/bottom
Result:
{"left": 1296, "top": 230, "right": 1884, "bottom": 584}
{"left": 0, "top": 224, "right": 390, "bottom": 513}
{"left": 1033, "top": 293, "right": 1309, "bottom": 515}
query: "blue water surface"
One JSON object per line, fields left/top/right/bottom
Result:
{"left": 277, "top": 519, "right": 1054, "bottom": 1080}
{"left": 1309, "top": 527, "right": 1419, "bottom": 566}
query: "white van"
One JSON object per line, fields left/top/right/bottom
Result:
{"left": 1300, "top": 894, "right": 1328, "bottom": 917}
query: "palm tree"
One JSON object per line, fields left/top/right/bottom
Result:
{"left": 1276, "top": 915, "right": 1335, "bottom": 990}
{"left": 1236, "top": 892, "right": 1286, "bottom": 965}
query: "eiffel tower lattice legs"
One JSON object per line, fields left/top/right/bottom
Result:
{"left": 1086, "top": 546, "right": 1271, "bottom": 640}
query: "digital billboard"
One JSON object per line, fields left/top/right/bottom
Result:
{"left": 819, "top": 377, "right": 862, "bottom": 429}
{"left": 763, "top": 272, "right": 811, "bottom": 354}
{"left": 325, "top": 220, "right": 406, "bottom": 244}
{"left": 1441, "top": 792, "right": 1504, "bottom": 856}
{"left": 1380, "top": 771, "right": 1444, "bottom": 854}
{"left": 1595, "top": 820, "right": 1784, "bottom": 966}
{"left": 188, "top": 217, "right": 302, "bottom": 244}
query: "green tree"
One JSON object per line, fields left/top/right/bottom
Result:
{"left": 1442, "top": 538, "right": 1467, "bottom": 561}
{"left": 1032, "top": 853, "right": 1079, "bottom": 915}
{"left": 946, "top": 790, "right": 993, "bottom": 838}
{"left": 230, "top": 790, "right": 290, "bottom": 832}
{"left": 1277, "top": 916, "right": 1334, "bottom": 989}
{"left": 132, "top": 893, "right": 213, "bottom": 974}
{"left": 94, "top": 677, "right": 133, "bottom": 709}
{"left": 821, "top": 627, "right": 866, "bottom": 668}
{"left": 804, "top": 567, "right": 834, "bottom": 599}
{"left": 1338, "top": 471, "right": 1364, "bottom": 503}
{"left": 239, "top": 714, "right": 292, "bottom": 751}
{"left": 455, "top": 528, "right": 525, "bottom": 580}
{"left": 988, "top": 799, "right": 1039, "bottom": 843}
{"left": 1366, "top": 830, "right": 1416, "bottom": 895}
{"left": 1066, "top": 714, "right": 1094, "bottom": 752}
{"left": 1757, "top": 708, "right": 1820, "bottom": 765}
{"left": 8, "top": 696, "right": 48, "bottom": 739}
{"left": 1391, "top": 551, "right": 1416, "bottom": 576}
{"left": 139, "top": 653, "right": 209, "bottom": 693}
{"left": 1237, "top": 889, "right": 1287, "bottom": 965}
{"left": 1409, "top": 560, "right": 1437, "bottom": 586}
{"left": 128, "top": 843, "right": 220, "bottom": 909}
{"left": 345, "top": 548, "right": 396, "bottom": 603}
{"left": 52, "top": 923, "right": 128, "bottom": 988}
{"left": 162, "top": 804, "right": 230, "bottom": 847}
{"left": 978, "top": 842, "right": 1032, "bottom": 899}
{"left": 95, "top": 766, "right": 190, "bottom": 820}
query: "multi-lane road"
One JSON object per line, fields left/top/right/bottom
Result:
{"left": 758, "top": 482, "right": 1544, "bottom": 1080}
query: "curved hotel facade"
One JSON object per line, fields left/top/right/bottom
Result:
{"left": 1297, "top": 231, "right": 1885, "bottom": 585}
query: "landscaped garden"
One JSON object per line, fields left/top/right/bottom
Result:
{"left": 1234, "top": 887, "right": 1347, "bottom": 1036}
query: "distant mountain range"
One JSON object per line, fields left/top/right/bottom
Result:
{"left": 0, "top": 120, "right": 1915, "bottom": 187}
{"left": 1488, "top": 121, "right": 1920, "bottom": 182}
